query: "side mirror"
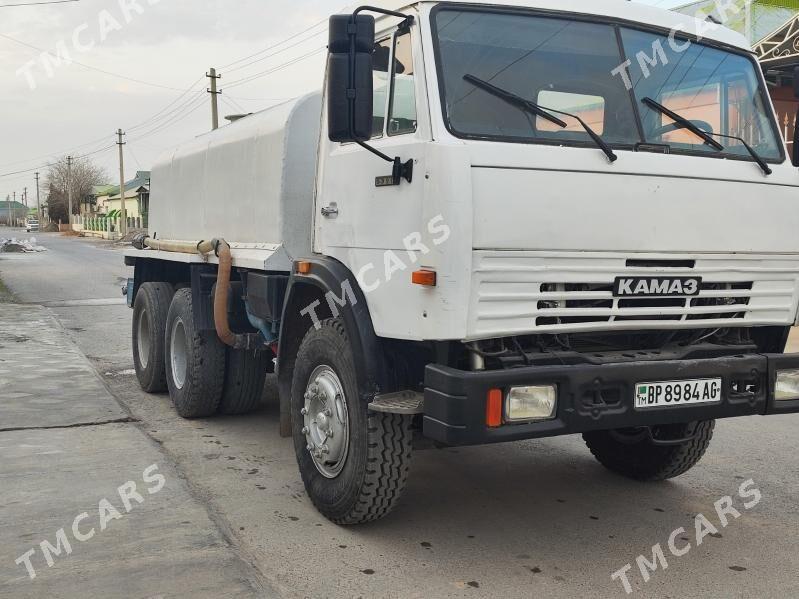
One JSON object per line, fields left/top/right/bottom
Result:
{"left": 327, "top": 14, "right": 375, "bottom": 142}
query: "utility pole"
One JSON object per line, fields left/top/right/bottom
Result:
{"left": 117, "top": 129, "right": 127, "bottom": 237}
{"left": 12, "top": 192, "right": 16, "bottom": 227}
{"left": 4, "top": 195, "right": 9, "bottom": 227}
{"left": 66, "top": 155, "right": 73, "bottom": 225}
{"left": 207, "top": 67, "right": 221, "bottom": 130}
{"left": 34, "top": 172, "right": 41, "bottom": 225}
{"left": 22, "top": 187, "right": 27, "bottom": 208}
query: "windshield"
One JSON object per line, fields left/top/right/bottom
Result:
{"left": 432, "top": 7, "right": 784, "bottom": 162}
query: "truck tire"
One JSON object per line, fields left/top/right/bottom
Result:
{"left": 218, "top": 348, "right": 269, "bottom": 415}
{"left": 132, "top": 282, "right": 174, "bottom": 393}
{"left": 165, "top": 288, "right": 226, "bottom": 418}
{"left": 583, "top": 421, "right": 715, "bottom": 481}
{"left": 291, "top": 318, "right": 413, "bottom": 524}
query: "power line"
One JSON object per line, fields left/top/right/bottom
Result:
{"left": 0, "top": 90, "right": 205, "bottom": 179}
{"left": 127, "top": 95, "right": 208, "bottom": 143}
{"left": 0, "top": 133, "right": 113, "bottom": 170}
{"left": 224, "top": 46, "right": 326, "bottom": 90}
{"left": 127, "top": 143, "right": 142, "bottom": 170}
{"left": 2, "top": 8, "right": 339, "bottom": 180}
{"left": 0, "top": 144, "right": 114, "bottom": 179}
{"left": 128, "top": 90, "right": 206, "bottom": 133}
{"left": 0, "top": 0, "right": 79, "bottom": 6}
{"left": 133, "top": 94, "right": 208, "bottom": 138}
{"left": 127, "top": 77, "right": 206, "bottom": 131}
{"left": 225, "top": 93, "right": 291, "bottom": 102}
{"left": 219, "top": 15, "right": 330, "bottom": 70}
{"left": 222, "top": 94, "right": 248, "bottom": 114}
{"left": 224, "top": 27, "right": 328, "bottom": 75}
{"left": 0, "top": 31, "right": 193, "bottom": 91}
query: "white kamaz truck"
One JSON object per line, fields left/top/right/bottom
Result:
{"left": 125, "top": 0, "right": 799, "bottom": 524}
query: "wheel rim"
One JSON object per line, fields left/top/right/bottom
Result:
{"left": 136, "top": 308, "right": 150, "bottom": 369}
{"left": 170, "top": 317, "right": 188, "bottom": 390}
{"left": 301, "top": 365, "right": 350, "bottom": 479}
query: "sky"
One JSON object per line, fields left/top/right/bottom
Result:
{"left": 0, "top": 0, "right": 685, "bottom": 203}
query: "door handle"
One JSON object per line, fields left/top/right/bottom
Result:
{"left": 320, "top": 203, "right": 338, "bottom": 218}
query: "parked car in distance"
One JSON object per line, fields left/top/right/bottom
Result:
{"left": 25, "top": 219, "right": 39, "bottom": 233}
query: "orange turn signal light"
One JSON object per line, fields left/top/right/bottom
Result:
{"left": 486, "top": 388, "right": 503, "bottom": 428}
{"left": 296, "top": 261, "right": 312, "bottom": 275}
{"left": 412, "top": 269, "right": 437, "bottom": 287}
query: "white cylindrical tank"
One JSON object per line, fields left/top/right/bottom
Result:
{"left": 149, "top": 92, "right": 323, "bottom": 261}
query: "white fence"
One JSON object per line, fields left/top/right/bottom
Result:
{"left": 72, "top": 215, "right": 147, "bottom": 239}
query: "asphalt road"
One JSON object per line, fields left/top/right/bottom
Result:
{"left": 2, "top": 230, "right": 798, "bottom": 598}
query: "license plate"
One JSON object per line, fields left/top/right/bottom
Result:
{"left": 634, "top": 378, "right": 722, "bottom": 409}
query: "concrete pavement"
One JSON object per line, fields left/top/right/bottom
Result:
{"left": 2, "top": 230, "right": 799, "bottom": 598}
{"left": 0, "top": 304, "right": 127, "bottom": 430}
{"left": 0, "top": 238, "right": 270, "bottom": 597}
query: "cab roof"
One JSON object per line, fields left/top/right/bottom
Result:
{"left": 362, "top": 0, "right": 752, "bottom": 51}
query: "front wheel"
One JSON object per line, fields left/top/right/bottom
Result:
{"left": 291, "top": 318, "right": 413, "bottom": 524}
{"left": 583, "top": 420, "right": 715, "bottom": 481}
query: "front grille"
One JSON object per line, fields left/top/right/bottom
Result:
{"left": 534, "top": 281, "right": 753, "bottom": 327}
{"left": 471, "top": 252, "right": 799, "bottom": 338}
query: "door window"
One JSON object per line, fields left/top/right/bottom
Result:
{"left": 372, "top": 38, "right": 392, "bottom": 138}
{"left": 388, "top": 30, "right": 418, "bottom": 136}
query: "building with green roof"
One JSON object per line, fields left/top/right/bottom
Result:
{"left": 96, "top": 171, "right": 151, "bottom": 219}
{"left": 0, "top": 201, "right": 29, "bottom": 226}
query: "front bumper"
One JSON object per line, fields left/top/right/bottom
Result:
{"left": 423, "top": 353, "right": 799, "bottom": 446}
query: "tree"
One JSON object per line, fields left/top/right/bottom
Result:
{"left": 44, "top": 157, "right": 107, "bottom": 223}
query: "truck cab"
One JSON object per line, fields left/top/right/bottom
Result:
{"left": 126, "top": 0, "right": 799, "bottom": 525}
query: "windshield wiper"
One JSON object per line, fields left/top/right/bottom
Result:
{"left": 708, "top": 132, "right": 772, "bottom": 175}
{"left": 641, "top": 97, "right": 723, "bottom": 151}
{"left": 642, "top": 97, "right": 771, "bottom": 175}
{"left": 463, "top": 74, "right": 566, "bottom": 128}
{"left": 463, "top": 74, "right": 617, "bottom": 163}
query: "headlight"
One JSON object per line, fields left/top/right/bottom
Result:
{"left": 505, "top": 385, "right": 557, "bottom": 422}
{"left": 775, "top": 369, "right": 799, "bottom": 401}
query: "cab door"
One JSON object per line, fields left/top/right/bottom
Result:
{"left": 314, "top": 18, "right": 430, "bottom": 253}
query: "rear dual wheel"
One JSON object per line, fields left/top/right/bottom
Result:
{"left": 132, "top": 282, "right": 174, "bottom": 393}
{"left": 219, "top": 347, "right": 270, "bottom": 415}
{"left": 165, "top": 289, "right": 226, "bottom": 418}
{"left": 133, "top": 282, "right": 271, "bottom": 417}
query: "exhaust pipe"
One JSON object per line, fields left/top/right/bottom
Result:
{"left": 133, "top": 234, "right": 263, "bottom": 350}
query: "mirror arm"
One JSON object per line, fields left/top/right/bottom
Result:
{"left": 354, "top": 5, "right": 415, "bottom": 28}
{"left": 356, "top": 139, "right": 393, "bottom": 163}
